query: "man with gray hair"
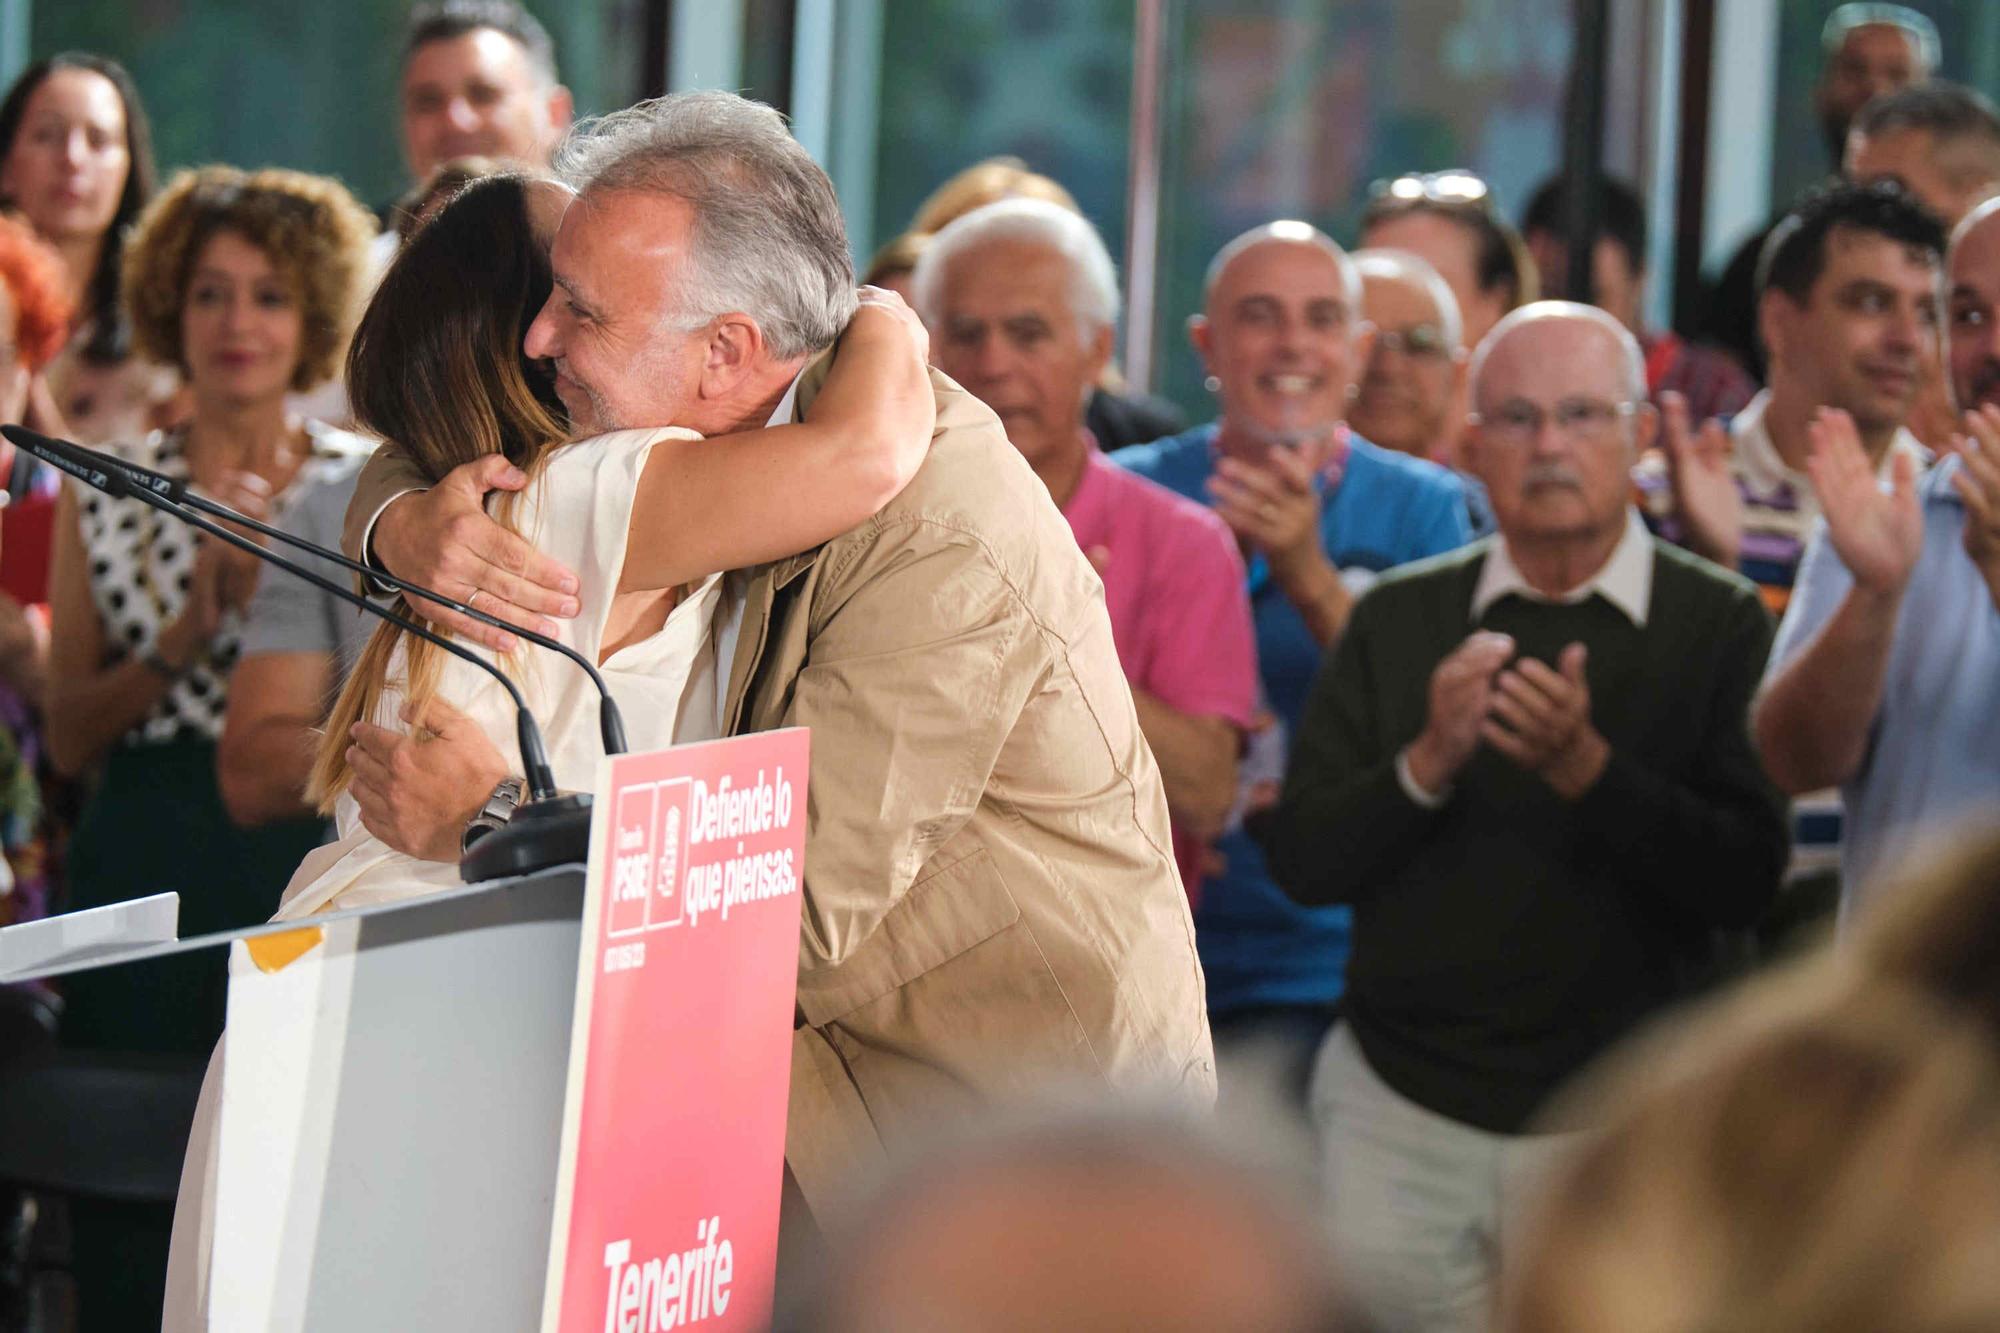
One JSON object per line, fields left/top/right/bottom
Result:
{"left": 1259, "top": 301, "right": 1788, "bottom": 1332}
{"left": 914, "top": 198, "right": 1258, "bottom": 900}
{"left": 340, "top": 92, "right": 1214, "bottom": 1225}
{"left": 1347, "top": 249, "right": 1468, "bottom": 464}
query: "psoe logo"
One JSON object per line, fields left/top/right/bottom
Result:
{"left": 601, "top": 1215, "right": 734, "bottom": 1331}
{"left": 607, "top": 784, "right": 658, "bottom": 939}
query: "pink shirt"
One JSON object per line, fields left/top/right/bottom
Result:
{"left": 1061, "top": 446, "right": 1258, "bottom": 903}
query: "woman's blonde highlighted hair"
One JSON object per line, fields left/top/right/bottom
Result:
{"left": 306, "top": 174, "right": 568, "bottom": 810}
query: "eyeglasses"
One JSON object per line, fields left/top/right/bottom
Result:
{"left": 1372, "top": 325, "right": 1452, "bottom": 362}
{"left": 1473, "top": 397, "right": 1637, "bottom": 443}
{"left": 1368, "top": 170, "right": 1491, "bottom": 207}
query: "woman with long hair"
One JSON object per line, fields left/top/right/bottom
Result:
{"left": 0, "top": 52, "right": 171, "bottom": 447}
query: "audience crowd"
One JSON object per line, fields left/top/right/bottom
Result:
{"left": 0, "top": 1, "right": 1994, "bottom": 1329}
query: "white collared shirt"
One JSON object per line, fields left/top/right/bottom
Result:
{"left": 1471, "top": 506, "right": 1656, "bottom": 627}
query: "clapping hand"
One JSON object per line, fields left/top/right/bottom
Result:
{"left": 1805, "top": 407, "right": 1921, "bottom": 598}
{"left": 1405, "top": 631, "right": 1516, "bottom": 794}
{"left": 1482, "top": 642, "right": 1609, "bottom": 799}
{"left": 1658, "top": 390, "right": 1740, "bottom": 568}
{"left": 1952, "top": 404, "right": 2000, "bottom": 609}
{"left": 207, "top": 469, "right": 275, "bottom": 612}
{"left": 1208, "top": 442, "right": 1325, "bottom": 577}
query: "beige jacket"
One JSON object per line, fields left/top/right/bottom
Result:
{"left": 343, "top": 363, "right": 1215, "bottom": 1214}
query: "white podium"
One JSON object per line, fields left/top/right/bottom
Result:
{"left": 0, "top": 867, "right": 589, "bottom": 1330}
{"left": 0, "top": 730, "right": 809, "bottom": 1332}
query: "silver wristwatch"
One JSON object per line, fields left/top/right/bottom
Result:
{"left": 461, "top": 776, "right": 526, "bottom": 853}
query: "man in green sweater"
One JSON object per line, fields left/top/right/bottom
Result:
{"left": 1263, "top": 301, "right": 1789, "bottom": 1333}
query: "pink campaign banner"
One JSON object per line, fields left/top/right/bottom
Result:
{"left": 541, "top": 729, "right": 809, "bottom": 1333}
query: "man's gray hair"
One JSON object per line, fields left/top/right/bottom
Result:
{"left": 1202, "top": 221, "right": 1362, "bottom": 315}
{"left": 554, "top": 91, "right": 855, "bottom": 360}
{"left": 910, "top": 197, "right": 1120, "bottom": 337}
{"left": 1354, "top": 247, "right": 1465, "bottom": 352}
{"left": 1468, "top": 299, "right": 1647, "bottom": 404}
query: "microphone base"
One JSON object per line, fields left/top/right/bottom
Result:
{"left": 459, "top": 794, "right": 594, "bottom": 883}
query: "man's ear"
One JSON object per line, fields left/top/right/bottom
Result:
{"left": 1187, "top": 312, "right": 1212, "bottom": 370}
{"left": 546, "top": 84, "right": 575, "bottom": 137}
{"left": 1758, "top": 287, "right": 1795, "bottom": 371}
{"left": 1086, "top": 321, "right": 1115, "bottom": 383}
{"left": 697, "top": 313, "right": 767, "bottom": 401}
{"left": 1631, "top": 401, "right": 1660, "bottom": 457}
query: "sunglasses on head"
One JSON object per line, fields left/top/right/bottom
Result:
{"left": 1368, "top": 170, "right": 1493, "bottom": 209}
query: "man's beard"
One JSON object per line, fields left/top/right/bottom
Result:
{"left": 560, "top": 367, "right": 624, "bottom": 434}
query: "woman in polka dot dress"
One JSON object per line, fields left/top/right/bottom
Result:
{"left": 43, "top": 165, "right": 377, "bottom": 1062}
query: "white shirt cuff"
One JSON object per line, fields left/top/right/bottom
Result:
{"left": 1395, "top": 746, "right": 1450, "bottom": 809}
{"left": 358, "top": 487, "right": 424, "bottom": 595}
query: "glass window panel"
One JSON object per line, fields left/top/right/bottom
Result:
{"left": 1151, "top": 0, "right": 1573, "bottom": 415}
{"left": 870, "top": 0, "right": 1134, "bottom": 263}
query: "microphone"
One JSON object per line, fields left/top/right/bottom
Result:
{"left": 0, "top": 425, "right": 628, "bottom": 756}
{"left": 6, "top": 426, "right": 588, "bottom": 883}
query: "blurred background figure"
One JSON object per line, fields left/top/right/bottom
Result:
{"left": 1754, "top": 197, "right": 2000, "bottom": 921}
{"left": 1843, "top": 81, "right": 2000, "bottom": 451}
{"left": 397, "top": 0, "right": 570, "bottom": 190}
{"left": 1358, "top": 172, "right": 1537, "bottom": 465}
{"left": 794, "top": 1106, "right": 1352, "bottom": 1333}
{"left": 40, "top": 163, "right": 374, "bottom": 1328}
{"left": 0, "top": 214, "right": 74, "bottom": 938}
{"left": 1521, "top": 173, "right": 1755, "bottom": 424}
{"left": 0, "top": 52, "right": 171, "bottom": 448}
{"left": 1703, "top": 4, "right": 1939, "bottom": 379}
{"left": 908, "top": 154, "right": 1081, "bottom": 236}
{"left": 1844, "top": 81, "right": 2000, "bottom": 229}
{"left": 1264, "top": 301, "right": 1787, "bottom": 1333}
{"left": 1358, "top": 172, "right": 1536, "bottom": 367}
{"left": 1501, "top": 982, "right": 2000, "bottom": 1333}
{"left": 905, "top": 155, "right": 1184, "bottom": 450}
{"left": 1348, "top": 249, "right": 1466, "bottom": 464}
{"left": 1649, "top": 182, "right": 1941, "bottom": 601}
{"left": 1816, "top": 3, "right": 1941, "bottom": 164}
{"left": 915, "top": 198, "right": 1257, "bottom": 903}
{"left": 214, "top": 452, "right": 373, "bottom": 830}
{"left": 1118, "top": 222, "right": 1471, "bottom": 1120}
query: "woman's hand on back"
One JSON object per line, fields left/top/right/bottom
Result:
{"left": 804, "top": 287, "right": 936, "bottom": 501}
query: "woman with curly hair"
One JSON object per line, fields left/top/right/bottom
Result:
{"left": 46, "top": 165, "right": 377, "bottom": 1043}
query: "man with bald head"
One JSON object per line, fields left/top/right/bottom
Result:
{"left": 1754, "top": 199, "right": 2000, "bottom": 914}
{"left": 1262, "top": 302, "right": 1789, "bottom": 1333}
{"left": 1118, "top": 224, "right": 1471, "bottom": 1104}
{"left": 1348, "top": 249, "right": 1467, "bottom": 463}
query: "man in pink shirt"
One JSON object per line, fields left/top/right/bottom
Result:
{"left": 914, "top": 197, "right": 1258, "bottom": 901}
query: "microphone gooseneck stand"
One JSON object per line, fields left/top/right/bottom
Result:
{"left": 4, "top": 426, "right": 593, "bottom": 882}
